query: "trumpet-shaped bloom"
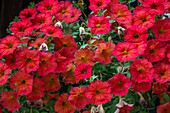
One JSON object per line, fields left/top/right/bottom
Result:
{"left": 95, "top": 41, "right": 115, "bottom": 65}
{"left": 130, "top": 59, "right": 154, "bottom": 83}
{"left": 0, "top": 62, "right": 10, "bottom": 86}
{"left": 19, "top": 7, "right": 37, "bottom": 21}
{"left": 108, "top": 73, "right": 131, "bottom": 96}
{"left": 9, "top": 71, "right": 33, "bottom": 95}
{"left": 54, "top": 93, "right": 76, "bottom": 113}
{"left": 89, "top": 0, "right": 110, "bottom": 12}
{"left": 86, "top": 80, "right": 112, "bottom": 105}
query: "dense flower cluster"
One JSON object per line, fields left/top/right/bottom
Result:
{"left": 0, "top": 0, "right": 169, "bottom": 112}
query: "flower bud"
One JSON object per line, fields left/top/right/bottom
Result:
{"left": 108, "top": 36, "right": 112, "bottom": 41}
{"left": 39, "top": 43, "right": 48, "bottom": 52}
{"left": 79, "top": 27, "right": 85, "bottom": 36}
{"left": 78, "top": 0, "right": 84, "bottom": 8}
{"left": 54, "top": 21, "right": 63, "bottom": 29}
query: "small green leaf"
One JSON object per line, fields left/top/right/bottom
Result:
{"left": 163, "top": 93, "right": 170, "bottom": 102}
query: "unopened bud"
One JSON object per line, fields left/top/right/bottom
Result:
{"left": 108, "top": 36, "right": 112, "bottom": 41}
{"left": 78, "top": 0, "right": 84, "bottom": 8}
{"left": 79, "top": 27, "right": 85, "bottom": 36}
{"left": 54, "top": 21, "right": 63, "bottom": 29}
{"left": 39, "top": 43, "right": 48, "bottom": 52}
{"left": 91, "top": 104, "right": 105, "bottom": 113}
{"left": 117, "top": 26, "right": 125, "bottom": 36}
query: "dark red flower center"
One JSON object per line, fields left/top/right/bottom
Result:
{"left": 81, "top": 56, "right": 85, "bottom": 61}
{"left": 8, "top": 43, "right": 13, "bottom": 48}
{"left": 96, "top": 90, "right": 100, "bottom": 94}
{"left": 81, "top": 69, "right": 86, "bottom": 74}
{"left": 160, "top": 72, "right": 165, "bottom": 76}
{"left": 51, "top": 98, "right": 56, "bottom": 101}
{"left": 142, "top": 18, "right": 146, "bottom": 23}
{"left": 21, "top": 80, "right": 26, "bottom": 84}
{"left": 150, "top": 49, "right": 154, "bottom": 53}
{"left": 138, "top": 69, "right": 144, "bottom": 73}
{"left": 62, "top": 102, "right": 66, "bottom": 106}
{"left": 97, "top": 2, "right": 102, "bottom": 7}
{"left": 151, "top": 3, "right": 157, "bottom": 9}
{"left": 63, "top": 44, "right": 67, "bottom": 47}
{"left": 51, "top": 78, "right": 54, "bottom": 81}
{"left": 118, "top": 81, "right": 122, "bottom": 85}
{"left": 0, "top": 71, "right": 4, "bottom": 76}
{"left": 27, "top": 58, "right": 32, "bottom": 62}
{"left": 134, "top": 35, "right": 139, "bottom": 38}
{"left": 41, "top": 60, "right": 46, "bottom": 64}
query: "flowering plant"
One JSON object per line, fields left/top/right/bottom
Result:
{"left": 0, "top": 0, "right": 170, "bottom": 113}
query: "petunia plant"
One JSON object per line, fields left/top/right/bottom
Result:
{"left": 0, "top": 0, "right": 170, "bottom": 113}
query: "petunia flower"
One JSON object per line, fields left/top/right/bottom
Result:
{"left": 86, "top": 80, "right": 112, "bottom": 105}
{"left": 108, "top": 73, "right": 132, "bottom": 96}
{"left": 111, "top": 4, "right": 132, "bottom": 24}
{"left": 130, "top": 59, "right": 154, "bottom": 83}
{"left": 37, "top": 52, "right": 57, "bottom": 76}
{"left": 62, "top": 64, "right": 79, "bottom": 84}
{"left": 16, "top": 49, "right": 39, "bottom": 73}
{"left": 0, "top": 90, "right": 21, "bottom": 112}
{"left": 26, "top": 78, "right": 45, "bottom": 100}
{"left": 19, "top": 7, "right": 37, "bottom": 21}
{"left": 75, "top": 63, "right": 92, "bottom": 80}
{"left": 95, "top": 41, "right": 115, "bottom": 65}
{"left": 54, "top": 93, "right": 76, "bottom": 113}
{"left": 74, "top": 48, "right": 95, "bottom": 66}
{"left": 41, "top": 74, "right": 60, "bottom": 92}
{"left": 152, "top": 82, "right": 169, "bottom": 94}
{"left": 154, "top": 62, "right": 170, "bottom": 83}
{"left": 151, "top": 18, "right": 170, "bottom": 41}
{"left": 89, "top": 0, "right": 110, "bottom": 12}
{"left": 54, "top": 35, "right": 78, "bottom": 52}
{"left": 68, "top": 87, "right": 90, "bottom": 109}
{"left": 0, "top": 35, "right": 20, "bottom": 57}
{"left": 4, "top": 50, "right": 18, "bottom": 69}
{"left": 143, "top": 39, "right": 165, "bottom": 62}
{"left": 9, "top": 71, "right": 33, "bottom": 95}
{"left": 113, "top": 42, "right": 138, "bottom": 62}
{"left": 87, "top": 16, "right": 111, "bottom": 34}
{"left": 0, "top": 62, "right": 10, "bottom": 86}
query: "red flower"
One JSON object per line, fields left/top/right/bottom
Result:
{"left": 53, "top": 1, "right": 73, "bottom": 21}
{"left": 87, "top": 16, "right": 111, "bottom": 34}
{"left": 32, "top": 13, "right": 52, "bottom": 29}
{"left": 153, "top": 82, "right": 169, "bottom": 94}
{"left": 37, "top": 0, "right": 58, "bottom": 14}
{"left": 157, "top": 102, "right": 170, "bottom": 113}
{"left": 130, "top": 59, "right": 154, "bottom": 83}
{"left": 62, "top": 64, "right": 79, "bottom": 84}
{"left": 89, "top": 0, "right": 110, "bottom": 12}
{"left": 124, "top": 26, "right": 148, "bottom": 43}
{"left": 26, "top": 78, "right": 45, "bottom": 100}
{"left": 54, "top": 52, "right": 67, "bottom": 73}
{"left": 68, "top": 87, "right": 90, "bottom": 109}
{"left": 75, "top": 63, "right": 92, "bottom": 80}
{"left": 54, "top": 93, "right": 76, "bottom": 113}
{"left": 111, "top": 4, "right": 132, "bottom": 24}
{"left": 41, "top": 25, "right": 62, "bottom": 38}
{"left": 132, "top": 10, "right": 155, "bottom": 29}
{"left": 151, "top": 18, "right": 170, "bottom": 41}
{"left": 108, "top": 73, "right": 131, "bottom": 96}
{"left": 19, "top": 7, "right": 37, "bottom": 21}
{"left": 37, "top": 52, "right": 57, "bottom": 76}
{"left": 54, "top": 35, "right": 78, "bottom": 52}
{"left": 154, "top": 62, "right": 170, "bottom": 83}
{"left": 86, "top": 80, "right": 112, "bottom": 105}
{"left": 142, "top": 0, "right": 165, "bottom": 15}
{"left": 0, "top": 90, "right": 21, "bottom": 112}
{"left": 0, "top": 35, "right": 20, "bottom": 57}
{"left": 41, "top": 74, "right": 60, "bottom": 92}
{"left": 143, "top": 39, "right": 165, "bottom": 62}
{"left": 113, "top": 42, "right": 138, "bottom": 62}
{"left": 132, "top": 81, "right": 151, "bottom": 92}
{"left": 9, "top": 71, "right": 33, "bottom": 95}
{"left": 65, "top": 7, "right": 81, "bottom": 24}
{"left": 16, "top": 49, "right": 39, "bottom": 73}
{"left": 0, "top": 62, "right": 10, "bottom": 86}
{"left": 58, "top": 48, "right": 74, "bottom": 65}
{"left": 74, "top": 48, "right": 95, "bottom": 66}
{"left": 43, "top": 93, "right": 59, "bottom": 105}
{"left": 10, "top": 21, "right": 33, "bottom": 37}
{"left": 4, "top": 50, "right": 18, "bottom": 69}
{"left": 95, "top": 41, "right": 115, "bottom": 65}
{"left": 115, "top": 98, "right": 134, "bottom": 113}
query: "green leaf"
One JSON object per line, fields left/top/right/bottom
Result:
{"left": 46, "top": 100, "right": 56, "bottom": 107}
{"left": 80, "top": 44, "right": 88, "bottom": 49}
{"left": 163, "top": 93, "right": 170, "bottom": 102}
{"left": 32, "top": 109, "right": 39, "bottom": 113}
